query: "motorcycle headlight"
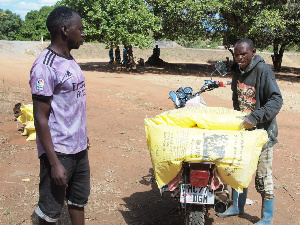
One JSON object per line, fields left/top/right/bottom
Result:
{"left": 176, "top": 91, "right": 186, "bottom": 99}
{"left": 183, "top": 87, "right": 193, "bottom": 94}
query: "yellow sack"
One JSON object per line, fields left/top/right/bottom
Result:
{"left": 17, "top": 103, "right": 33, "bottom": 124}
{"left": 152, "top": 107, "right": 246, "bottom": 130}
{"left": 145, "top": 107, "right": 268, "bottom": 192}
{"left": 17, "top": 103, "right": 36, "bottom": 141}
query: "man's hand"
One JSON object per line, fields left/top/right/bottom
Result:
{"left": 237, "top": 116, "right": 255, "bottom": 130}
{"left": 87, "top": 137, "right": 91, "bottom": 150}
{"left": 51, "top": 162, "right": 68, "bottom": 187}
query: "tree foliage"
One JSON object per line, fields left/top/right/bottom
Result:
{"left": 18, "top": 6, "right": 54, "bottom": 41}
{"left": 146, "top": 0, "right": 213, "bottom": 42}
{"left": 1, "top": 0, "right": 298, "bottom": 69}
{"left": 144, "top": 0, "right": 300, "bottom": 71}
{"left": 210, "top": 0, "right": 300, "bottom": 71}
{"left": 0, "top": 9, "right": 23, "bottom": 40}
{"left": 58, "top": 0, "right": 160, "bottom": 48}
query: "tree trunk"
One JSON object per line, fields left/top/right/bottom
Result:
{"left": 271, "top": 40, "right": 285, "bottom": 72}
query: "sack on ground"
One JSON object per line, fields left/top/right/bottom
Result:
{"left": 17, "top": 103, "right": 36, "bottom": 141}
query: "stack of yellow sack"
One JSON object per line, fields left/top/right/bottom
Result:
{"left": 17, "top": 103, "right": 36, "bottom": 141}
{"left": 144, "top": 107, "right": 268, "bottom": 192}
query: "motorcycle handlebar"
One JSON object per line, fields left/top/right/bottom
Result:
{"left": 169, "top": 79, "right": 231, "bottom": 108}
{"left": 218, "top": 81, "right": 231, "bottom": 87}
{"left": 198, "top": 80, "right": 231, "bottom": 95}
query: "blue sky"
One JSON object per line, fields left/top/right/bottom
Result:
{"left": 0, "top": 0, "right": 59, "bottom": 20}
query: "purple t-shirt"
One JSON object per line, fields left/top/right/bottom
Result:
{"left": 30, "top": 47, "right": 87, "bottom": 157}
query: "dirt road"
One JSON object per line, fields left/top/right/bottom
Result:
{"left": 0, "top": 41, "right": 299, "bottom": 224}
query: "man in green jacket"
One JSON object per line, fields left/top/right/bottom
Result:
{"left": 217, "top": 39, "right": 283, "bottom": 225}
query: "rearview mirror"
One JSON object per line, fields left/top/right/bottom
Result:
{"left": 215, "top": 61, "right": 227, "bottom": 77}
{"left": 210, "top": 61, "right": 227, "bottom": 79}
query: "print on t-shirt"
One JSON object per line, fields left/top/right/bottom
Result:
{"left": 237, "top": 80, "right": 256, "bottom": 113}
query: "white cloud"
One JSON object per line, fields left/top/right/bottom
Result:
{"left": 0, "top": 0, "right": 16, "bottom": 3}
{"left": 0, "top": 0, "right": 59, "bottom": 20}
{"left": 39, "top": 0, "right": 59, "bottom": 4}
{"left": 19, "top": 2, "right": 40, "bottom": 11}
{"left": 20, "top": 0, "right": 59, "bottom": 10}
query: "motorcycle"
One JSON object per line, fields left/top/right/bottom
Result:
{"left": 163, "top": 61, "right": 232, "bottom": 225}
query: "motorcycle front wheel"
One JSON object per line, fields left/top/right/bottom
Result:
{"left": 182, "top": 204, "right": 206, "bottom": 225}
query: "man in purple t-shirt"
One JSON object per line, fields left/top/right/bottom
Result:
{"left": 29, "top": 6, "right": 90, "bottom": 224}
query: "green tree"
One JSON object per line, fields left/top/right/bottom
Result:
{"left": 58, "top": 0, "right": 160, "bottom": 48}
{"left": 18, "top": 6, "right": 54, "bottom": 41}
{"left": 146, "top": 0, "right": 212, "bottom": 42}
{"left": 0, "top": 9, "right": 23, "bottom": 40}
{"left": 249, "top": 1, "right": 300, "bottom": 71}
{"left": 210, "top": 0, "right": 300, "bottom": 71}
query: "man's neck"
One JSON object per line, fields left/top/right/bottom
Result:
{"left": 49, "top": 42, "right": 71, "bottom": 57}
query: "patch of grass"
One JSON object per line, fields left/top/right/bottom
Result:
{"left": 3, "top": 209, "right": 13, "bottom": 224}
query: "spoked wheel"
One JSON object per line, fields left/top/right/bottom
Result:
{"left": 182, "top": 204, "right": 206, "bottom": 225}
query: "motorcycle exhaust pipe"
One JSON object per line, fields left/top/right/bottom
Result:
{"left": 214, "top": 200, "right": 228, "bottom": 213}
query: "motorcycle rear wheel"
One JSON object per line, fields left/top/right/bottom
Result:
{"left": 183, "top": 204, "right": 206, "bottom": 225}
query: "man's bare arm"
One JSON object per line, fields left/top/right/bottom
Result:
{"left": 33, "top": 98, "right": 67, "bottom": 187}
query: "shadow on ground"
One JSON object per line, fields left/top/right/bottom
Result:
{"left": 120, "top": 169, "right": 181, "bottom": 225}
{"left": 79, "top": 61, "right": 300, "bottom": 83}
{"left": 119, "top": 169, "right": 261, "bottom": 225}
{"left": 79, "top": 62, "right": 218, "bottom": 77}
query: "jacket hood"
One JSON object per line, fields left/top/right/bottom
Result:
{"left": 244, "top": 55, "right": 265, "bottom": 73}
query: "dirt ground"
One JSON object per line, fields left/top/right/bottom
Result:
{"left": 0, "top": 41, "right": 299, "bottom": 225}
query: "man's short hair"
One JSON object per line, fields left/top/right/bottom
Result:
{"left": 46, "top": 6, "right": 78, "bottom": 36}
{"left": 235, "top": 38, "right": 255, "bottom": 50}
